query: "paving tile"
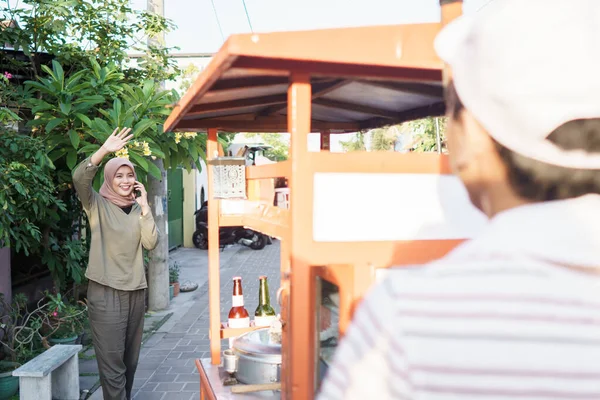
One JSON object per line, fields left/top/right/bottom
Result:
{"left": 148, "top": 373, "right": 178, "bottom": 383}
{"left": 134, "top": 369, "right": 155, "bottom": 380}
{"left": 141, "top": 355, "right": 168, "bottom": 364}
{"left": 173, "top": 345, "right": 196, "bottom": 352}
{"left": 166, "top": 352, "right": 182, "bottom": 360}
{"left": 147, "top": 349, "right": 172, "bottom": 357}
{"left": 155, "top": 366, "right": 172, "bottom": 375}
{"left": 79, "top": 375, "right": 100, "bottom": 391}
{"left": 164, "top": 333, "right": 186, "bottom": 339}
{"left": 137, "top": 382, "right": 158, "bottom": 391}
{"left": 155, "top": 382, "right": 186, "bottom": 392}
{"left": 133, "top": 391, "right": 165, "bottom": 400}
{"left": 169, "top": 366, "right": 197, "bottom": 375}
{"left": 161, "top": 359, "right": 189, "bottom": 367}
{"left": 137, "top": 361, "right": 165, "bottom": 370}
{"left": 79, "top": 359, "right": 99, "bottom": 374}
{"left": 160, "top": 393, "right": 193, "bottom": 400}
{"left": 183, "top": 382, "right": 201, "bottom": 392}
{"left": 175, "top": 373, "right": 200, "bottom": 383}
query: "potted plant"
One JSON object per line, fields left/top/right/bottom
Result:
{"left": 169, "top": 262, "right": 181, "bottom": 297}
{"left": 44, "top": 293, "right": 87, "bottom": 346}
{"left": 0, "top": 359, "right": 19, "bottom": 400}
{"left": 0, "top": 293, "right": 47, "bottom": 399}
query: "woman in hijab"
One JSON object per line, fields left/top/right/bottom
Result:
{"left": 73, "top": 127, "right": 158, "bottom": 400}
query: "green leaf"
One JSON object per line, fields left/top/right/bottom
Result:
{"left": 68, "top": 130, "right": 80, "bottom": 149}
{"left": 49, "top": 148, "right": 68, "bottom": 161}
{"left": 77, "top": 144, "right": 101, "bottom": 154}
{"left": 129, "top": 152, "right": 149, "bottom": 172}
{"left": 66, "top": 150, "right": 78, "bottom": 170}
{"left": 132, "top": 119, "right": 155, "bottom": 137}
{"left": 73, "top": 95, "right": 105, "bottom": 105}
{"left": 31, "top": 102, "right": 55, "bottom": 114}
{"left": 75, "top": 113, "right": 92, "bottom": 128}
{"left": 147, "top": 161, "right": 162, "bottom": 180}
{"left": 59, "top": 102, "right": 72, "bottom": 115}
{"left": 148, "top": 146, "right": 165, "bottom": 158}
{"left": 46, "top": 118, "right": 65, "bottom": 132}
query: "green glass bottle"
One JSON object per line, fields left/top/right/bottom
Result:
{"left": 254, "top": 276, "right": 277, "bottom": 327}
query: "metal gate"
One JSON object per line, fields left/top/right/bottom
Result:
{"left": 167, "top": 168, "right": 184, "bottom": 249}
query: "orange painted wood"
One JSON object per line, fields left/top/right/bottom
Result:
{"left": 196, "top": 359, "right": 217, "bottom": 400}
{"left": 246, "top": 161, "right": 291, "bottom": 180}
{"left": 220, "top": 325, "right": 263, "bottom": 339}
{"left": 207, "top": 128, "right": 222, "bottom": 366}
{"left": 306, "top": 151, "right": 452, "bottom": 175}
{"left": 287, "top": 73, "right": 315, "bottom": 400}
{"left": 306, "top": 239, "right": 465, "bottom": 268}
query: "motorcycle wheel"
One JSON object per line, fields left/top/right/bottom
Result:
{"left": 192, "top": 230, "right": 209, "bottom": 250}
{"left": 249, "top": 233, "right": 267, "bottom": 250}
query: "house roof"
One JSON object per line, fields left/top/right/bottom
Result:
{"left": 164, "top": 22, "right": 445, "bottom": 134}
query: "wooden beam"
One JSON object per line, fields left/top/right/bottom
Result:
{"left": 258, "top": 79, "right": 352, "bottom": 117}
{"left": 312, "top": 98, "right": 400, "bottom": 120}
{"left": 359, "top": 102, "right": 446, "bottom": 129}
{"left": 246, "top": 160, "right": 291, "bottom": 180}
{"left": 210, "top": 75, "right": 334, "bottom": 91}
{"left": 210, "top": 76, "right": 290, "bottom": 91}
{"left": 357, "top": 80, "right": 443, "bottom": 98}
{"left": 174, "top": 116, "right": 360, "bottom": 132}
{"left": 187, "top": 94, "right": 287, "bottom": 116}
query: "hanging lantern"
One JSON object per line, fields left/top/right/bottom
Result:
{"left": 208, "top": 157, "right": 247, "bottom": 199}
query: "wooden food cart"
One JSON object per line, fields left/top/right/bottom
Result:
{"left": 164, "top": 1, "right": 479, "bottom": 398}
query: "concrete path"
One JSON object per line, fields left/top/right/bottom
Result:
{"left": 84, "top": 240, "right": 281, "bottom": 400}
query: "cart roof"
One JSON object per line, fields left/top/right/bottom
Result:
{"left": 164, "top": 23, "right": 445, "bottom": 134}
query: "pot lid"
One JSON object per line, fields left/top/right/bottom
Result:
{"left": 233, "top": 328, "right": 282, "bottom": 356}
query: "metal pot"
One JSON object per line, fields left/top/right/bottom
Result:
{"left": 230, "top": 328, "right": 281, "bottom": 385}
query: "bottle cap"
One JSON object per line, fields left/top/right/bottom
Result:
{"left": 259, "top": 275, "right": 267, "bottom": 280}
{"left": 233, "top": 276, "right": 242, "bottom": 281}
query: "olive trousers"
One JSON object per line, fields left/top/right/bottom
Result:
{"left": 87, "top": 280, "right": 145, "bottom": 400}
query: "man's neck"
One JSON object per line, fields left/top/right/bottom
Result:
{"left": 479, "top": 184, "right": 532, "bottom": 218}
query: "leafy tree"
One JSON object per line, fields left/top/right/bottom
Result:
{"left": 241, "top": 133, "right": 290, "bottom": 161}
{"left": 0, "top": 0, "right": 180, "bottom": 82}
{"left": 0, "top": 0, "right": 203, "bottom": 291}
{"left": 340, "top": 132, "right": 366, "bottom": 152}
{"left": 370, "top": 127, "right": 398, "bottom": 152}
{"left": 406, "top": 117, "right": 447, "bottom": 153}
{"left": 179, "top": 63, "right": 201, "bottom": 93}
{"left": 0, "top": 132, "right": 65, "bottom": 256}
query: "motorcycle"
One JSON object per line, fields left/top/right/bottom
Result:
{"left": 192, "top": 201, "right": 269, "bottom": 251}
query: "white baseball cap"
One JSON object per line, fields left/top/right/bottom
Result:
{"left": 434, "top": 0, "right": 600, "bottom": 169}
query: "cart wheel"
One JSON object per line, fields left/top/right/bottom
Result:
{"left": 192, "top": 231, "right": 208, "bottom": 250}
{"left": 249, "top": 233, "right": 267, "bottom": 250}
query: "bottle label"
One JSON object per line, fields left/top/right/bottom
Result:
{"left": 232, "top": 295, "right": 244, "bottom": 307}
{"left": 254, "top": 315, "right": 276, "bottom": 328}
{"left": 228, "top": 317, "right": 250, "bottom": 329}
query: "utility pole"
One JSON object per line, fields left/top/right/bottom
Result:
{"left": 147, "top": 0, "right": 169, "bottom": 311}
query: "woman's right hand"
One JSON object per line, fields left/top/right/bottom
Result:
{"left": 102, "top": 127, "right": 133, "bottom": 153}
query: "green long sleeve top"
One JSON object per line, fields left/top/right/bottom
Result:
{"left": 72, "top": 157, "right": 158, "bottom": 291}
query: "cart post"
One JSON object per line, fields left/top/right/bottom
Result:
{"left": 207, "top": 127, "right": 222, "bottom": 365}
{"left": 287, "top": 72, "right": 315, "bottom": 399}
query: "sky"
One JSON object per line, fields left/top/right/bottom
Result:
{"left": 132, "top": 0, "right": 491, "bottom": 54}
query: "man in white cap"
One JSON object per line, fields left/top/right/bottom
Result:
{"left": 318, "top": 0, "right": 600, "bottom": 399}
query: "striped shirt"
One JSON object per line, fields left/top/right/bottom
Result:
{"left": 318, "top": 194, "right": 600, "bottom": 400}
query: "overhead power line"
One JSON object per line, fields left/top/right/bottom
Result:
{"left": 210, "top": 0, "right": 225, "bottom": 42}
{"left": 241, "top": 0, "right": 254, "bottom": 33}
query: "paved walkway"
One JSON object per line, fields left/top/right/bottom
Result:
{"left": 83, "top": 241, "right": 281, "bottom": 400}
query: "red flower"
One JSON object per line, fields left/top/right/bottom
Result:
{"left": 3, "top": 72, "right": 12, "bottom": 79}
